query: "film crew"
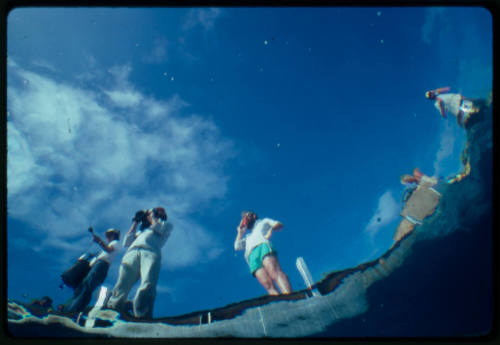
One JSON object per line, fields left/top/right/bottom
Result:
{"left": 64, "top": 228, "right": 121, "bottom": 314}
{"left": 107, "top": 207, "right": 173, "bottom": 319}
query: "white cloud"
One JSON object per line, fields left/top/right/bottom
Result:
{"left": 7, "top": 61, "right": 233, "bottom": 271}
{"left": 143, "top": 37, "right": 168, "bottom": 64}
{"left": 105, "top": 89, "right": 143, "bottom": 108}
{"left": 177, "top": 8, "right": 222, "bottom": 62}
{"left": 7, "top": 122, "right": 50, "bottom": 196}
{"left": 104, "top": 64, "right": 144, "bottom": 107}
{"left": 143, "top": 94, "right": 188, "bottom": 121}
{"left": 365, "top": 190, "right": 399, "bottom": 237}
{"left": 433, "top": 121, "right": 455, "bottom": 176}
{"left": 163, "top": 218, "right": 225, "bottom": 269}
{"left": 421, "top": 7, "right": 446, "bottom": 44}
{"left": 31, "top": 59, "right": 58, "bottom": 72}
{"left": 7, "top": 57, "right": 18, "bottom": 68}
{"left": 183, "top": 8, "right": 221, "bottom": 32}
{"left": 107, "top": 64, "right": 134, "bottom": 89}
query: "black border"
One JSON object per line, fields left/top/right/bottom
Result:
{"left": 1, "top": 1, "right": 498, "bottom": 345}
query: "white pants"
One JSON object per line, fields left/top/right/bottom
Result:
{"left": 107, "top": 248, "right": 161, "bottom": 319}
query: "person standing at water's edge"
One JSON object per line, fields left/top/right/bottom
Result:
{"left": 64, "top": 228, "right": 121, "bottom": 314}
{"left": 234, "top": 211, "right": 292, "bottom": 295}
{"left": 425, "top": 87, "right": 479, "bottom": 127}
{"left": 107, "top": 207, "right": 172, "bottom": 319}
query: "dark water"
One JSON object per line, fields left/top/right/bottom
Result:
{"left": 313, "top": 214, "right": 493, "bottom": 337}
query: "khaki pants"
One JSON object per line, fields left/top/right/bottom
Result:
{"left": 107, "top": 248, "right": 161, "bottom": 319}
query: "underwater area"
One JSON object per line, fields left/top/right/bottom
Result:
{"left": 5, "top": 5, "right": 495, "bottom": 341}
{"left": 314, "top": 100, "right": 494, "bottom": 338}
{"left": 7, "top": 102, "right": 494, "bottom": 338}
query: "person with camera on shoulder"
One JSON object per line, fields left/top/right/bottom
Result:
{"left": 64, "top": 228, "right": 121, "bottom": 314}
{"left": 107, "top": 207, "right": 172, "bottom": 319}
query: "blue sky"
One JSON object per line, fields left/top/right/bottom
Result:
{"left": 6, "top": 7, "right": 492, "bottom": 318}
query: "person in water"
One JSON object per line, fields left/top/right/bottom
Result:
{"left": 234, "top": 211, "right": 292, "bottom": 295}
{"left": 425, "top": 87, "right": 479, "bottom": 127}
{"left": 64, "top": 228, "right": 121, "bottom": 314}
{"left": 107, "top": 207, "right": 172, "bottom": 319}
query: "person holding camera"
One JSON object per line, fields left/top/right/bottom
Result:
{"left": 107, "top": 207, "right": 172, "bottom": 319}
{"left": 234, "top": 211, "right": 292, "bottom": 295}
{"left": 64, "top": 228, "right": 121, "bottom": 314}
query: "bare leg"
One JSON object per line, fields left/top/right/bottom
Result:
{"left": 262, "top": 255, "right": 292, "bottom": 294}
{"left": 254, "top": 267, "right": 279, "bottom": 295}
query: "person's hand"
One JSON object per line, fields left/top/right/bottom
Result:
{"left": 237, "top": 226, "right": 246, "bottom": 235}
{"left": 238, "top": 216, "right": 249, "bottom": 231}
{"left": 272, "top": 222, "right": 283, "bottom": 231}
{"left": 133, "top": 210, "right": 147, "bottom": 222}
{"left": 92, "top": 234, "right": 99, "bottom": 243}
{"left": 147, "top": 210, "right": 158, "bottom": 227}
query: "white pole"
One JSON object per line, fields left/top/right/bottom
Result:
{"left": 296, "top": 257, "right": 319, "bottom": 296}
{"left": 85, "top": 286, "right": 109, "bottom": 328}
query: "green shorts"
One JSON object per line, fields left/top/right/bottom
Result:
{"left": 248, "top": 243, "right": 276, "bottom": 275}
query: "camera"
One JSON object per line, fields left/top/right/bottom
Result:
{"left": 133, "top": 209, "right": 152, "bottom": 230}
{"left": 133, "top": 210, "right": 148, "bottom": 222}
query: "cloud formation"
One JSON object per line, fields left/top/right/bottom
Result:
{"left": 421, "top": 7, "right": 446, "bottom": 44}
{"left": 433, "top": 121, "right": 456, "bottom": 176}
{"left": 7, "top": 60, "right": 233, "bottom": 270}
{"left": 365, "top": 190, "right": 399, "bottom": 238}
{"left": 31, "top": 59, "right": 58, "bottom": 72}
{"left": 182, "top": 8, "right": 221, "bottom": 32}
{"left": 143, "top": 37, "right": 168, "bottom": 64}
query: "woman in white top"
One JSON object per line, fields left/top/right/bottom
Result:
{"left": 65, "top": 228, "right": 121, "bottom": 314}
{"left": 234, "top": 211, "right": 292, "bottom": 295}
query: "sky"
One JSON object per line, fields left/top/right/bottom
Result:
{"left": 6, "top": 6, "right": 492, "bottom": 318}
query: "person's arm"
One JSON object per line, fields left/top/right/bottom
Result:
{"left": 92, "top": 234, "right": 115, "bottom": 253}
{"left": 151, "top": 218, "right": 168, "bottom": 235}
{"left": 435, "top": 86, "right": 451, "bottom": 95}
{"left": 264, "top": 221, "right": 283, "bottom": 240}
{"left": 123, "top": 221, "right": 139, "bottom": 248}
{"left": 234, "top": 226, "right": 246, "bottom": 251}
{"left": 152, "top": 221, "right": 173, "bottom": 241}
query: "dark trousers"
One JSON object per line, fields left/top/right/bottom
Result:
{"left": 65, "top": 260, "right": 109, "bottom": 314}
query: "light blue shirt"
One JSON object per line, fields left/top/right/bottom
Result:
{"left": 124, "top": 220, "right": 173, "bottom": 255}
